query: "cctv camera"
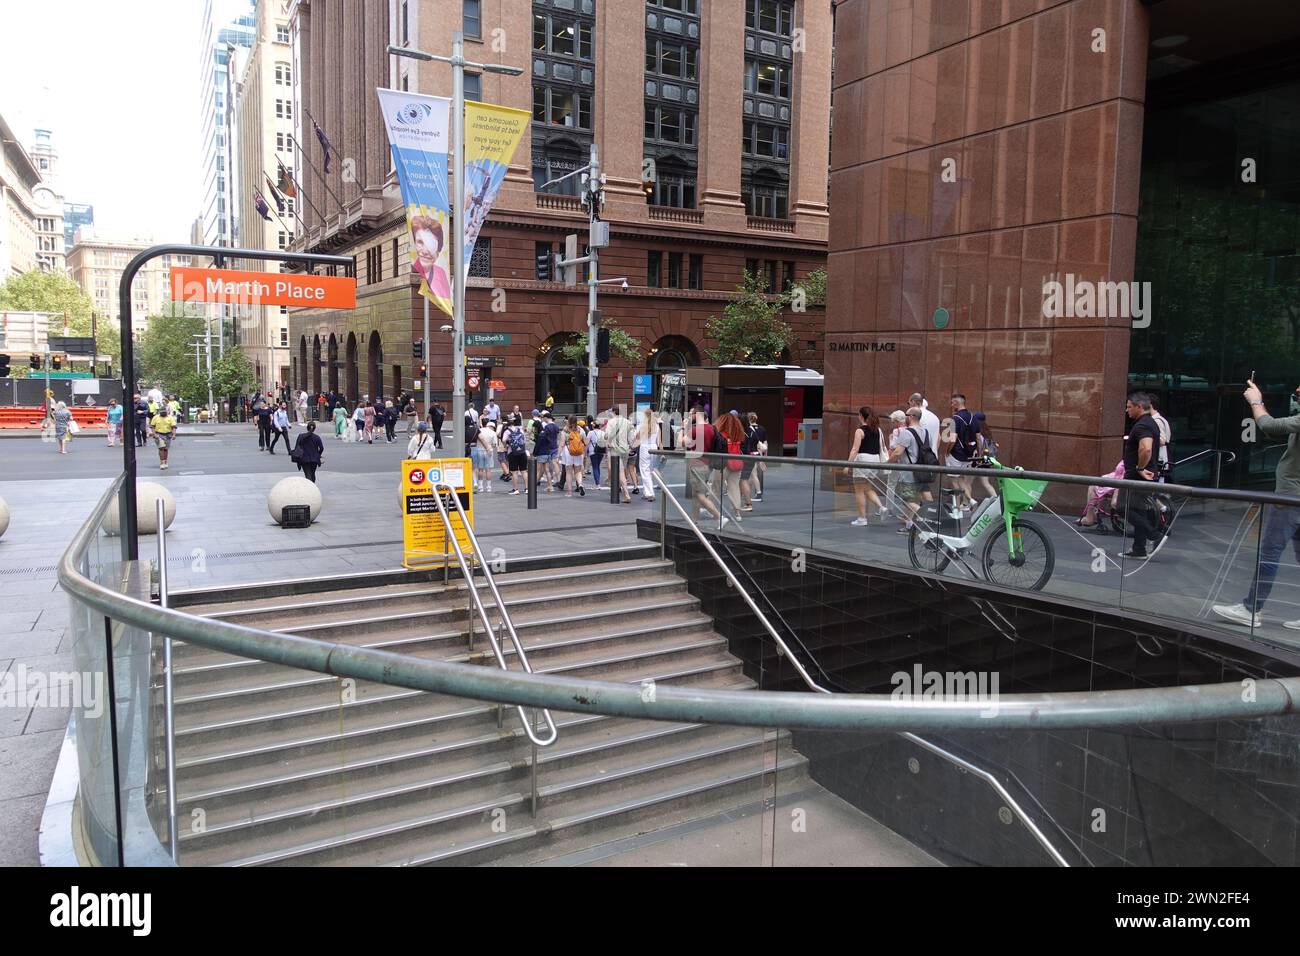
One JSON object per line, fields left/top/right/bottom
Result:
{"left": 621, "top": 280, "right": 629, "bottom": 291}
{"left": 439, "top": 325, "right": 453, "bottom": 334}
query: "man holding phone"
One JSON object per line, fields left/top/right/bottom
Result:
{"left": 1213, "top": 377, "right": 1300, "bottom": 629}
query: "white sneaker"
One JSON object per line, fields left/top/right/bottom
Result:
{"left": 851, "top": 517, "right": 870, "bottom": 526}
{"left": 1283, "top": 619, "right": 1300, "bottom": 631}
{"left": 1212, "top": 603, "right": 1261, "bottom": 628}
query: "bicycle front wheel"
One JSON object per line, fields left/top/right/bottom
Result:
{"left": 981, "top": 517, "right": 1054, "bottom": 591}
{"left": 908, "top": 527, "right": 951, "bottom": 575}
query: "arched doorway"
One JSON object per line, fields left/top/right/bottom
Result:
{"left": 346, "top": 332, "right": 359, "bottom": 401}
{"left": 311, "top": 335, "right": 322, "bottom": 396}
{"left": 368, "top": 330, "right": 383, "bottom": 401}
{"left": 647, "top": 335, "right": 698, "bottom": 422}
{"left": 298, "top": 336, "right": 308, "bottom": 392}
{"left": 535, "top": 332, "right": 584, "bottom": 415}
{"left": 327, "top": 334, "right": 339, "bottom": 393}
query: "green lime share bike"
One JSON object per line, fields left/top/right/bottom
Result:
{"left": 906, "top": 457, "right": 1055, "bottom": 591}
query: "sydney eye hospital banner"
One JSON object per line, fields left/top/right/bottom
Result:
{"left": 377, "top": 88, "right": 528, "bottom": 317}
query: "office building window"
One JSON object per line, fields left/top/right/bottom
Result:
{"left": 745, "top": 0, "right": 794, "bottom": 35}
{"left": 745, "top": 258, "right": 759, "bottom": 281}
{"left": 392, "top": 237, "right": 401, "bottom": 279}
{"left": 469, "top": 238, "right": 492, "bottom": 277}
{"left": 742, "top": 1, "right": 792, "bottom": 219}
{"left": 648, "top": 0, "right": 699, "bottom": 11}
{"left": 280, "top": 328, "right": 289, "bottom": 347}
{"left": 532, "top": 0, "right": 596, "bottom": 183}
{"left": 765, "top": 260, "right": 778, "bottom": 294}
{"left": 276, "top": 23, "right": 289, "bottom": 43}
{"left": 668, "top": 252, "right": 682, "bottom": 289}
{"left": 464, "top": 0, "right": 482, "bottom": 38}
{"left": 645, "top": 0, "right": 699, "bottom": 209}
{"left": 275, "top": 61, "right": 291, "bottom": 85}
{"left": 782, "top": 261, "right": 795, "bottom": 293}
{"left": 688, "top": 253, "right": 702, "bottom": 290}
{"left": 278, "top": 230, "right": 292, "bottom": 250}
{"left": 465, "top": 71, "right": 482, "bottom": 102}
{"left": 647, "top": 251, "right": 662, "bottom": 288}
{"left": 276, "top": 99, "right": 293, "bottom": 120}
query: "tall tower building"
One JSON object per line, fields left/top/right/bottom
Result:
{"left": 26, "top": 129, "right": 65, "bottom": 273}
{"left": 198, "top": 0, "right": 256, "bottom": 249}
{"left": 233, "top": 0, "right": 295, "bottom": 389}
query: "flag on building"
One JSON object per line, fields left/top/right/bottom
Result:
{"left": 313, "top": 120, "right": 333, "bottom": 174}
{"left": 276, "top": 159, "right": 298, "bottom": 198}
{"left": 254, "top": 189, "right": 272, "bottom": 221}
{"left": 461, "top": 100, "right": 529, "bottom": 284}
{"left": 263, "top": 174, "right": 286, "bottom": 213}
{"left": 376, "top": 88, "right": 452, "bottom": 316}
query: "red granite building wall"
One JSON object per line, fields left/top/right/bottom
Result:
{"left": 826, "top": 0, "right": 1149, "bottom": 476}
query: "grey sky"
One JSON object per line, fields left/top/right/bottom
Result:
{"left": 0, "top": 0, "right": 204, "bottom": 243}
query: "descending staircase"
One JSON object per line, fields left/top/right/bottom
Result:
{"left": 163, "top": 547, "right": 808, "bottom": 866}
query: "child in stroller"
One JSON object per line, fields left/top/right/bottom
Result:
{"left": 1078, "top": 460, "right": 1126, "bottom": 533}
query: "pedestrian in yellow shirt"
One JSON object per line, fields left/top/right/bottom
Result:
{"left": 150, "top": 409, "right": 177, "bottom": 471}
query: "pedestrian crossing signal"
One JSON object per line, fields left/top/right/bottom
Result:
{"left": 0, "top": 354, "right": 9, "bottom": 377}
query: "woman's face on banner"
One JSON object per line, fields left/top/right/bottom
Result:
{"left": 414, "top": 227, "right": 441, "bottom": 268}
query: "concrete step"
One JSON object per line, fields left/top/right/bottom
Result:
{"left": 179, "top": 560, "right": 682, "bottom": 639}
{"left": 188, "top": 729, "right": 801, "bottom": 866}
{"left": 171, "top": 640, "right": 741, "bottom": 748}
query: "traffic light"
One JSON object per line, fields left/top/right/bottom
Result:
{"left": 597, "top": 328, "right": 611, "bottom": 365}
{"left": 535, "top": 244, "right": 552, "bottom": 281}
{"left": 412, "top": 338, "right": 424, "bottom": 359}
{"left": 418, "top": 363, "right": 427, "bottom": 377}
{"left": 30, "top": 354, "right": 40, "bottom": 369}
{"left": 51, "top": 354, "right": 61, "bottom": 370}
{"left": 0, "top": 354, "right": 10, "bottom": 377}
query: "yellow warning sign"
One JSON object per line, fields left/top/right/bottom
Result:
{"left": 401, "top": 457, "right": 474, "bottom": 569}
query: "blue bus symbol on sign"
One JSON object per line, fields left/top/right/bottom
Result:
{"left": 634, "top": 374, "right": 653, "bottom": 395}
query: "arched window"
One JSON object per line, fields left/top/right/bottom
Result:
{"left": 327, "top": 334, "right": 339, "bottom": 393}
{"left": 535, "top": 331, "right": 585, "bottom": 414}
{"left": 345, "top": 332, "right": 359, "bottom": 401}
{"left": 368, "top": 330, "right": 384, "bottom": 400}
{"left": 646, "top": 335, "right": 698, "bottom": 418}
{"left": 311, "top": 335, "right": 322, "bottom": 395}
{"left": 298, "top": 336, "right": 308, "bottom": 392}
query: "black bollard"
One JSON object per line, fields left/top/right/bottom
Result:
{"left": 527, "top": 455, "right": 538, "bottom": 510}
{"left": 609, "top": 457, "right": 621, "bottom": 503}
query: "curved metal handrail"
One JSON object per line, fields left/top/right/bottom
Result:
{"left": 58, "top": 477, "right": 1300, "bottom": 735}
{"left": 1174, "top": 447, "right": 1237, "bottom": 468}
{"left": 428, "top": 482, "right": 557, "bottom": 748}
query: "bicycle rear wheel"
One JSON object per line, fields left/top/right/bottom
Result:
{"left": 981, "top": 517, "right": 1054, "bottom": 591}
{"left": 908, "top": 527, "right": 951, "bottom": 575}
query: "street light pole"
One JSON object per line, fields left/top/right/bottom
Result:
{"left": 585, "top": 144, "right": 599, "bottom": 422}
{"left": 386, "top": 38, "right": 523, "bottom": 457}
{"left": 450, "top": 31, "right": 467, "bottom": 456}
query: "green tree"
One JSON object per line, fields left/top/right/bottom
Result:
{"left": 210, "top": 348, "right": 257, "bottom": 399}
{"left": 704, "top": 271, "right": 794, "bottom": 365}
{"left": 557, "top": 320, "right": 643, "bottom": 365}
{"left": 786, "top": 267, "right": 826, "bottom": 310}
{"left": 136, "top": 312, "right": 207, "bottom": 404}
{"left": 0, "top": 269, "right": 121, "bottom": 370}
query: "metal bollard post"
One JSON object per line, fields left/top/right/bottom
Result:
{"left": 610, "top": 456, "right": 621, "bottom": 503}
{"left": 526, "top": 455, "right": 538, "bottom": 510}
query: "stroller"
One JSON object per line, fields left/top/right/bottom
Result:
{"left": 1077, "top": 461, "right": 1126, "bottom": 534}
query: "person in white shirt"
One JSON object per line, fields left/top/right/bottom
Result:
{"left": 474, "top": 417, "right": 497, "bottom": 492}
{"left": 485, "top": 400, "right": 500, "bottom": 423}
{"left": 296, "top": 390, "right": 309, "bottom": 425}
{"left": 908, "top": 391, "right": 942, "bottom": 457}
{"left": 406, "top": 421, "right": 436, "bottom": 460}
{"left": 634, "top": 408, "right": 660, "bottom": 500}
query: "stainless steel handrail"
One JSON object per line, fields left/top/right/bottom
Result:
{"left": 1174, "top": 448, "right": 1237, "bottom": 468}
{"left": 57, "top": 479, "right": 1300, "bottom": 735}
{"left": 155, "top": 499, "right": 179, "bottom": 864}
{"left": 656, "top": 470, "right": 1073, "bottom": 865}
{"left": 651, "top": 471, "right": 828, "bottom": 692}
{"left": 427, "top": 482, "right": 558, "bottom": 749}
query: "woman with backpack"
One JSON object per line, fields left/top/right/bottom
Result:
{"left": 713, "top": 411, "right": 747, "bottom": 518}
{"left": 634, "top": 408, "right": 660, "bottom": 501}
{"left": 503, "top": 416, "right": 529, "bottom": 494}
{"left": 559, "top": 415, "right": 587, "bottom": 497}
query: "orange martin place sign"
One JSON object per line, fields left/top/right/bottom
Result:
{"left": 170, "top": 267, "right": 356, "bottom": 309}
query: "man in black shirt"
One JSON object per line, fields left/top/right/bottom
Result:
{"left": 1119, "top": 392, "right": 1161, "bottom": 560}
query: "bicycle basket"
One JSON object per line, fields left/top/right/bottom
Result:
{"left": 998, "top": 473, "right": 1047, "bottom": 510}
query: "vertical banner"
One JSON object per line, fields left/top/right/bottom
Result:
{"left": 376, "top": 88, "right": 453, "bottom": 317}
{"left": 401, "top": 458, "right": 474, "bottom": 569}
{"left": 461, "top": 101, "right": 530, "bottom": 283}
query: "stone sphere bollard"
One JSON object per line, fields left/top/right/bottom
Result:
{"left": 268, "top": 476, "right": 323, "bottom": 524}
{"left": 103, "top": 482, "right": 177, "bottom": 536}
{"left": 0, "top": 496, "right": 9, "bottom": 539}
